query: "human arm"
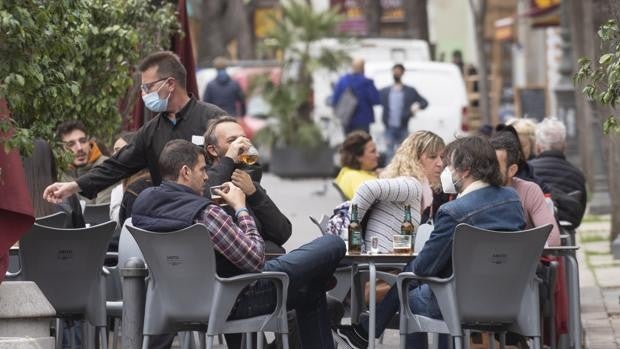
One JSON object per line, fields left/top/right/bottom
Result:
{"left": 195, "top": 205, "right": 265, "bottom": 272}
{"left": 109, "top": 184, "right": 123, "bottom": 223}
{"left": 413, "top": 208, "right": 458, "bottom": 277}
{"left": 203, "top": 83, "right": 213, "bottom": 103}
{"left": 526, "top": 183, "right": 561, "bottom": 246}
{"left": 351, "top": 177, "right": 422, "bottom": 224}
{"left": 332, "top": 76, "right": 347, "bottom": 105}
{"left": 366, "top": 79, "right": 381, "bottom": 106}
{"left": 411, "top": 87, "right": 429, "bottom": 110}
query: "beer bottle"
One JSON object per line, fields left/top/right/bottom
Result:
{"left": 401, "top": 204, "right": 415, "bottom": 252}
{"left": 348, "top": 204, "right": 362, "bottom": 254}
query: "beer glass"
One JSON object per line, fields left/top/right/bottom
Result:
{"left": 209, "top": 185, "right": 228, "bottom": 206}
{"left": 240, "top": 145, "right": 259, "bottom": 165}
{"left": 392, "top": 235, "right": 412, "bottom": 254}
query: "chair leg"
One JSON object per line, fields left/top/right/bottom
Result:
{"left": 217, "top": 334, "right": 224, "bottom": 345}
{"left": 69, "top": 323, "right": 76, "bottom": 349}
{"left": 499, "top": 332, "right": 506, "bottom": 349}
{"left": 55, "top": 319, "right": 63, "bottom": 349}
{"left": 142, "top": 335, "right": 150, "bottom": 349}
{"left": 453, "top": 336, "right": 463, "bottom": 349}
{"left": 198, "top": 332, "right": 206, "bottom": 349}
{"left": 489, "top": 333, "right": 496, "bottom": 349}
{"left": 281, "top": 332, "right": 289, "bottom": 349}
{"left": 257, "top": 332, "right": 263, "bottom": 349}
{"left": 400, "top": 333, "right": 407, "bottom": 349}
{"left": 463, "top": 330, "right": 471, "bottom": 349}
{"left": 98, "top": 326, "right": 108, "bottom": 349}
{"left": 206, "top": 335, "right": 214, "bottom": 349}
{"left": 245, "top": 332, "right": 252, "bottom": 349}
{"left": 112, "top": 318, "right": 121, "bottom": 349}
{"left": 531, "top": 336, "right": 542, "bottom": 349}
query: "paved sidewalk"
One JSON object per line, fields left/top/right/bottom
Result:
{"left": 578, "top": 217, "right": 620, "bottom": 349}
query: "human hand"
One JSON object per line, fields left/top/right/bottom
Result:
{"left": 225, "top": 137, "right": 252, "bottom": 163}
{"left": 42, "top": 181, "right": 80, "bottom": 204}
{"left": 216, "top": 182, "right": 246, "bottom": 210}
{"left": 231, "top": 169, "right": 256, "bottom": 195}
{"left": 410, "top": 102, "right": 421, "bottom": 113}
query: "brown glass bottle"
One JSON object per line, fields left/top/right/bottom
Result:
{"left": 399, "top": 204, "right": 415, "bottom": 253}
{"left": 348, "top": 204, "right": 362, "bottom": 254}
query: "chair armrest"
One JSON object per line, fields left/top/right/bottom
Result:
{"left": 4, "top": 270, "right": 21, "bottom": 279}
{"left": 397, "top": 272, "right": 453, "bottom": 285}
{"left": 218, "top": 271, "right": 289, "bottom": 285}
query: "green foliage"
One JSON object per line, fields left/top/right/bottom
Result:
{"left": 575, "top": 19, "right": 620, "bottom": 134}
{"left": 0, "top": 0, "right": 179, "bottom": 165}
{"left": 254, "top": 1, "right": 349, "bottom": 149}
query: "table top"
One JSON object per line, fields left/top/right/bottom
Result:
{"left": 543, "top": 245, "right": 579, "bottom": 256}
{"left": 341, "top": 252, "right": 417, "bottom": 263}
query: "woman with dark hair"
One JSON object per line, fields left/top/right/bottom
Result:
{"left": 334, "top": 130, "right": 379, "bottom": 199}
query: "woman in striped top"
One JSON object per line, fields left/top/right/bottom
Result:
{"left": 351, "top": 131, "right": 445, "bottom": 253}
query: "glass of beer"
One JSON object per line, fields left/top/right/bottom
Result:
{"left": 240, "top": 145, "right": 259, "bottom": 165}
{"left": 209, "top": 185, "right": 228, "bottom": 206}
{"left": 392, "top": 235, "right": 412, "bottom": 254}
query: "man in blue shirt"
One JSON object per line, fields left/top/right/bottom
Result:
{"left": 333, "top": 58, "right": 381, "bottom": 134}
{"left": 380, "top": 63, "right": 428, "bottom": 161}
{"left": 335, "top": 136, "right": 525, "bottom": 349}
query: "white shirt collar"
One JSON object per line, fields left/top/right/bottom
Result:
{"left": 457, "top": 180, "right": 489, "bottom": 198}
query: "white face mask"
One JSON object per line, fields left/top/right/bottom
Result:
{"left": 440, "top": 167, "right": 458, "bottom": 194}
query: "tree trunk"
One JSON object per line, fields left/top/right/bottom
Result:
{"left": 470, "top": 0, "right": 491, "bottom": 125}
{"left": 404, "top": 0, "right": 429, "bottom": 41}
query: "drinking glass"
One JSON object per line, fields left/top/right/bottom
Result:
{"left": 240, "top": 145, "right": 259, "bottom": 165}
{"left": 392, "top": 235, "right": 412, "bottom": 254}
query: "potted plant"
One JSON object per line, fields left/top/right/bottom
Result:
{"left": 252, "top": 1, "right": 350, "bottom": 178}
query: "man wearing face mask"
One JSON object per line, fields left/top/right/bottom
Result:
{"left": 43, "top": 51, "right": 226, "bottom": 205}
{"left": 379, "top": 63, "right": 428, "bottom": 161}
{"left": 335, "top": 136, "right": 526, "bottom": 349}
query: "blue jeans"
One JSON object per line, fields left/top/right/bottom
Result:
{"left": 361, "top": 261, "right": 448, "bottom": 349}
{"left": 230, "top": 235, "right": 346, "bottom": 349}
{"left": 384, "top": 126, "right": 408, "bottom": 162}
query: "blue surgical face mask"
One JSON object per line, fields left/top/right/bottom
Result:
{"left": 142, "top": 79, "right": 171, "bottom": 112}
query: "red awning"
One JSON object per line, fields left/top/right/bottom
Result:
{"left": 0, "top": 100, "right": 35, "bottom": 282}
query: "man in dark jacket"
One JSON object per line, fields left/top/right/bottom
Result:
{"left": 379, "top": 63, "right": 428, "bottom": 160}
{"left": 203, "top": 57, "right": 246, "bottom": 116}
{"left": 529, "top": 117, "right": 587, "bottom": 228}
{"left": 132, "top": 139, "right": 345, "bottom": 349}
{"left": 203, "top": 116, "right": 291, "bottom": 253}
{"left": 43, "top": 51, "right": 226, "bottom": 204}
{"left": 333, "top": 58, "right": 381, "bottom": 134}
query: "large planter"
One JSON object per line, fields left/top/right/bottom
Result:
{"left": 269, "top": 144, "right": 335, "bottom": 178}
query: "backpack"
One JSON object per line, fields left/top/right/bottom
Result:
{"left": 334, "top": 87, "right": 358, "bottom": 127}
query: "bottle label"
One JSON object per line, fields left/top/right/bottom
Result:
{"left": 351, "top": 232, "right": 362, "bottom": 245}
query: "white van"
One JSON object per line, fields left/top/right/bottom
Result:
{"left": 364, "top": 61, "right": 469, "bottom": 145}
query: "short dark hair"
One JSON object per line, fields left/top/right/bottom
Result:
{"left": 159, "top": 139, "right": 206, "bottom": 181}
{"left": 393, "top": 63, "right": 405, "bottom": 71}
{"left": 138, "top": 51, "right": 187, "bottom": 90}
{"left": 490, "top": 131, "right": 521, "bottom": 167}
{"left": 443, "top": 136, "right": 503, "bottom": 186}
{"left": 56, "top": 120, "right": 88, "bottom": 139}
{"left": 340, "top": 131, "right": 373, "bottom": 169}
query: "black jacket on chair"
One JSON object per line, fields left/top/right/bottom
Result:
{"left": 528, "top": 150, "right": 587, "bottom": 228}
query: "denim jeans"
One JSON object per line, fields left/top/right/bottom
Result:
{"left": 229, "top": 235, "right": 346, "bottom": 349}
{"left": 360, "top": 261, "right": 448, "bottom": 349}
{"left": 384, "top": 126, "right": 408, "bottom": 162}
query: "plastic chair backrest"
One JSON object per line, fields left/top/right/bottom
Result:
{"left": 19, "top": 221, "right": 116, "bottom": 325}
{"left": 452, "top": 223, "right": 551, "bottom": 325}
{"left": 126, "top": 223, "right": 217, "bottom": 334}
{"left": 84, "top": 203, "right": 111, "bottom": 226}
{"left": 35, "top": 211, "right": 69, "bottom": 228}
{"left": 118, "top": 218, "right": 144, "bottom": 269}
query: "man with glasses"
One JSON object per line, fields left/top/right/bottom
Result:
{"left": 43, "top": 51, "right": 226, "bottom": 205}
{"left": 56, "top": 120, "right": 114, "bottom": 205}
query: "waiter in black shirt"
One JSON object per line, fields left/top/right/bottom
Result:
{"left": 44, "top": 51, "right": 226, "bottom": 203}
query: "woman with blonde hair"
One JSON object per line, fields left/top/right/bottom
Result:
{"left": 350, "top": 130, "right": 444, "bottom": 253}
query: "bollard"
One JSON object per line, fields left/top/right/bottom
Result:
{"left": 120, "top": 257, "right": 148, "bottom": 349}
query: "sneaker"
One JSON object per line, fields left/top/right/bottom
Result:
{"left": 334, "top": 324, "right": 369, "bottom": 349}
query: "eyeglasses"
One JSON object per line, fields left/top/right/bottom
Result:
{"left": 63, "top": 137, "right": 89, "bottom": 149}
{"left": 140, "top": 77, "right": 171, "bottom": 94}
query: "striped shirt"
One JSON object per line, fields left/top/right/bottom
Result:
{"left": 194, "top": 205, "right": 265, "bottom": 272}
{"left": 351, "top": 177, "right": 424, "bottom": 253}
